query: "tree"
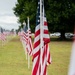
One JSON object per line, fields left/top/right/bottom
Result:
{"left": 45, "top": 0, "right": 75, "bottom": 40}
{"left": 13, "top": 0, "right": 37, "bottom": 32}
{"left": 13, "top": 0, "right": 75, "bottom": 40}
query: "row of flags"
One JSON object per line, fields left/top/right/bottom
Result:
{"left": 18, "top": 17, "right": 33, "bottom": 69}
{"left": 18, "top": 0, "right": 75, "bottom": 74}
{"left": 0, "top": 27, "right": 16, "bottom": 46}
{"left": 0, "top": 0, "right": 74, "bottom": 74}
{"left": 18, "top": 0, "right": 52, "bottom": 75}
{"left": 18, "top": 18, "right": 33, "bottom": 56}
{"left": 0, "top": 27, "right": 6, "bottom": 41}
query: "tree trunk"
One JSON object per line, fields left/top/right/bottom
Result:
{"left": 60, "top": 30, "right": 66, "bottom": 40}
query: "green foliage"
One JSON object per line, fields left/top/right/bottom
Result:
{"left": 13, "top": 0, "right": 75, "bottom": 33}
{"left": 13, "top": 0, "right": 37, "bottom": 31}
{"left": 45, "top": 0, "right": 75, "bottom": 32}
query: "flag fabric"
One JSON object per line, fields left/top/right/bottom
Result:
{"left": 19, "top": 28, "right": 24, "bottom": 42}
{"left": 68, "top": 30, "right": 75, "bottom": 75}
{"left": 0, "top": 28, "right": 2, "bottom": 40}
{"left": 0, "top": 28, "right": 3, "bottom": 40}
{"left": 22, "top": 23, "right": 33, "bottom": 56}
{"left": 32, "top": 0, "right": 51, "bottom": 75}
{"left": 27, "top": 22, "right": 33, "bottom": 55}
{"left": 22, "top": 26, "right": 28, "bottom": 44}
{"left": 0, "top": 28, "right": 6, "bottom": 41}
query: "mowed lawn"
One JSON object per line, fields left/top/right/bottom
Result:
{"left": 0, "top": 36, "right": 73, "bottom": 75}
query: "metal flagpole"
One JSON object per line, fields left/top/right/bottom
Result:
{"left": 27, "top": 16, "right": 30, "bottom": 69}
{"left": 40, "top": 0, "right": 43, "bottom": 75}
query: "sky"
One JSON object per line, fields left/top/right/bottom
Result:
{"left": 0, "top": 0, "right": 20, "bottom": 30}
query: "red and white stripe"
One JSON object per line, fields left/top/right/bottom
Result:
{"left": 32, "top": 0, "right": 51, "bottom": 74}
{"left": 22, "top": 27, "right": 33, "bottom": 56}
{"left": 0, "top": 33, "right": 6, "bottom": 41}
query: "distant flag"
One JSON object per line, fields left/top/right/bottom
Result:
{"left": 23, "top": 19, "right": 33, "bottom": 56}
{"left": 0, "top": 27, "right": 1, "bottom": 40}
{"left": 68, "top": 27, "right": 75, "bottom": 75}
{"left": 32, "top": 0, "right": 51, "bottom": 75}
{"left": 0, "top": 28, "right": 6, "bottom": 41}
{"left": 20, "top": 24, "right": 28, "bottom": 60}
{"left": 27, "top": 17, "right": 33, "bottom": 55}
{"left": 22, "top": 24, "right": 28, "bottom": 45}
{"left": 22, "top": 19, "right": 33, "bottom": 69}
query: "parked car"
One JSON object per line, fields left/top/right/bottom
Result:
{"left": 54, "top": 32, "right": 61, "bottom": 37}
{"left": 50, "top": 33, "right": 55, "bottom": 36}
{"left": 50, "top": 32, "right": 61, "bottom": 37}
{"left": 65, "top": 33, "right": 74, "bottom": 38}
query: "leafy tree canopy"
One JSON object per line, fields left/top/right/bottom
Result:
{"left": 13, "top": 0, "right": 75, "bottom": 34}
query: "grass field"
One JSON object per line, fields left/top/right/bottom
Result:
{"left": 0, "top": 36, "right": 73, "bottom": 75}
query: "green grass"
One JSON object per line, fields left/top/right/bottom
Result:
{"left": 48, "top": 41, "right": 72, "bottom": 75}
{"left": 0, "top": 36, "right": 73, "bottom": 75}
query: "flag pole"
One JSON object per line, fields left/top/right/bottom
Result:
{"left": 40, "top": 0, "right": 43, "bottom": 75}
{"left": 27, "top": 16, "right": 30, "bottom": 69}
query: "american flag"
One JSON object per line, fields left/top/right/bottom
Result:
{"left": 32, "top": 0, "right": 51, "bottom": 75}
{"left": 0, "top": 28, "right": 6, "bottom": 41}
{"left": 19, "top": 28, "right": 24, "bottom": 42}
{"left": 22, "top": 23, "right": 33, "bottom": 56}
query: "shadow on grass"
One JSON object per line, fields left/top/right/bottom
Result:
{"left": 32, "top": 36, "right": 73, "bottom": 42}
{"left": 50, "top": 37, "right": 73, "bottom": 42}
